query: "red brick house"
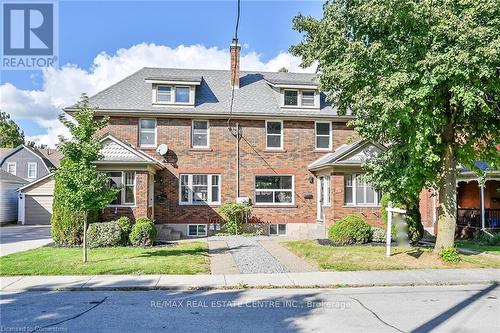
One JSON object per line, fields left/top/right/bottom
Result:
{"left": 65, "top": 41, "right": 498, "bottom": 239}
{"left": 63, "top": 41, "right": 389, "bottom": 239}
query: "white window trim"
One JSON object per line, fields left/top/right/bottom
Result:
{"left": 265, "top": 120, "right": 284, "bottom": 150}
{"left": 344, "top": 174, "right": 381, "bottom": 207}
{"left": 139, "top": 118, "right": 157, "bottom": 147}
{"left": 254, "top": 174, "right": 295, "bottom": 205}
{"left": 179, "top": 174, "right": 221, "bottom": 206}
{"left": 154, "top": 85, "right": 193, "bottom": 105}
{"left": 315, "top": 121, "right": 332, "bottom": 151}
{"left": 6, "top": 162, "right": 16, "bottom": 176}
{"left": 282, "top": 89, "right": 319, "bottom": 108}
{"left": 269, "top": 223, "right": 287, "bottom": 236}
{"left": 27, "top": 162, "right": 37, "bottom": 179}
{"left": 191, "top": 120, "right": 210, "bottom": 148}
{"left": 187, "top": 224, "right": 208, "bottom": 237}
{"left": 107, "top": 171, "right": 136, "bottom": 207}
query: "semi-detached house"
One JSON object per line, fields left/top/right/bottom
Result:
{"left": 64, "top": 41, "right": 434, "bottom": 238}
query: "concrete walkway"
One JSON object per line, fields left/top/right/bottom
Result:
{"left": 0, "top": 225, "right": 53, "bottom": 256}
{"left": 208, "top": 240, "right": 239, "bottom": 274}
{"left": 259, "top": 240, "right": 317, "bottom": 272}
{"left": 1, "top": 268, "right": 499, "bottom": 291}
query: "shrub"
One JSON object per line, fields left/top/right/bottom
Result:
{"left": 114, "top": 216, "right": 134, "bottom": 245}
{"left": 328, "top": 215, "right": 372, "bottom": 245}
{"left": 371, "top": 227, "right": 386, "bottom": 243}
{"left": 87, "top": 222, "right": 122, "bottom": 248}
{"left": 474, "top": 232, "right": 500, "bottom": 246}
{"left": 218, "top": 202, "right": 252, "bottom": 235}
{"left": 439, "top": 247, "right": 461, "bottom": 263}
{"left": 381, "top": 193, "right": 423, "bottom": 244}
{"left": 129, "top": 217, "right": 157, "bottom": 246}
{"left": 51, "top": 182, "right": 98, "bottom": 246}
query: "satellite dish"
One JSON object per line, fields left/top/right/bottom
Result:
{"left": 156, "top": 144, "right": 169, "bottom": 156}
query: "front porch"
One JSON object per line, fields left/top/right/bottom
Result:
{"left": 457, "top": 179, "right": 500, "bottom": 230}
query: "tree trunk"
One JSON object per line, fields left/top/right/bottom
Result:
{"left": 434, "top": 141, "right": 457, "bottom": 251}
{"left": 83, "top": 211, "right": 88, "bottom": 263}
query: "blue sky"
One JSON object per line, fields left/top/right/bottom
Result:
{"left": 1, "top": 0, "right": 323, "bottom": 143}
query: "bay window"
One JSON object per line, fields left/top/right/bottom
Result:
{"left": 179, "top": 174, "right": 221, "bottom": 205}
{"left": 106, "top": 171, "right": 136, "bottom": 206}
{"left": 255, "top": 175, "right": 294, "bottom": 204}
{"left": 344, "top": 174, "right": 381, "bottom": 206}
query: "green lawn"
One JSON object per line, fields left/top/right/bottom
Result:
{"left": 0, "top": 242, "right": 210, "bottom": 275}
{"left": 456, "top": 241, "right": 500, "bottom": 255}
{"left": 284, "top": 240, "right": 500, "bottom": 271}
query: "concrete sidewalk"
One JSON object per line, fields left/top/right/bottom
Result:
{"left": 1, "top": 268, "right": 499, "bottom": 291}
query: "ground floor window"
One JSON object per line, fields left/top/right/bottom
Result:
{"left": 269, "top": 223, "right": 287, "bottom": 235}
{"left": 180, "top": 174, "right": 221, "bottom": 205}
{"left": 106, "top": 171, "right": 136, "bottom": 206}
{"left": 188, "top": 224, "right": 207, "bottom": 237}
{"left": 254, "top": 175, "right": 294, "bottom": 204}
{"left": 344, "top": 174, "right": 381, "bottom": 206}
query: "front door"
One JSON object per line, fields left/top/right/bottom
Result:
{"left": 317, "top": 176, "right": 330, "bottom": 222}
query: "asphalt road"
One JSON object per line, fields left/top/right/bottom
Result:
{"left": 1, "top": 284, "right": 498, "bottom": 332}
{"left": 0, "top": 225, "right": 52, "bottom": 256}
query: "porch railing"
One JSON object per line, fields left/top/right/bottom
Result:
{"left": 457, "top": 208, "right": 500, "bottom": 229}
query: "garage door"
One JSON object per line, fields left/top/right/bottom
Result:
{"left": 25, "top": 195, "right": 53, "bottom": 225}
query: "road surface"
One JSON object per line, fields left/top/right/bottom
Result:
{"left": 0, "top": 284, "right": 498, "bottom": 332}
{"left": 0, "top": 225, "right": 52, "bottom": 256}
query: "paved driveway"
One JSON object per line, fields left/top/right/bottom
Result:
{"left": 0, "top": 225, "right": 53, "bottom": 256}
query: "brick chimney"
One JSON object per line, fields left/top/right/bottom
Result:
{"left": 230, "top": 38, "right": 240, "bottom": 88}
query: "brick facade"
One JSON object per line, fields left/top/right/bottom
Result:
{"left": 99, "top": 116, "right": 384, "bottom": 231}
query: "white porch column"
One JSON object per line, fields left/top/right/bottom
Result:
{"left": 479, "top": 180, "right": 486, "bottom": 230}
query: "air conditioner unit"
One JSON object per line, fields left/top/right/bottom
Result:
{"left": 236, "top": 197, "right": 250, "bottom": 204}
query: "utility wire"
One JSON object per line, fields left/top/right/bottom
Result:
{"left": 227, "top": 0, "right": 241, "bottom": 131}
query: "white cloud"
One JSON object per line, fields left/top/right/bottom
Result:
{"left": 0, "top": 43, "right": 314, "bottom": 147}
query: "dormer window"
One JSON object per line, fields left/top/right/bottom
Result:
{"left": 175, "top": 87, "right": 190, "bottom": 103}
{"left": 157, "top": 86, "right": 172, "bottom": 103}
{"left": 284, "top": 90, "right": 298, "bottom": 106}
{"left": 282, "top": 89, "right": 319, "bottom": 108}
{"left": 301, "top": 90, "right": 315, "bottom": 107}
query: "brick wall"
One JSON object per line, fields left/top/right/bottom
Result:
{"left": 101, "top": 116, "right": 384, "bottom": 227}
{"left": 101, "top": 171, "right": 150, "bottom": 221}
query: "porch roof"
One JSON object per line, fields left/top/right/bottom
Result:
{"left": 97, "top": 134, "right": 164, "bottom": 170}
{"left": 308, "top": 139, "right": 386, "bottom": 171}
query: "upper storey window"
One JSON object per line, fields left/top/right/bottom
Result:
{"left": 175, "top": 87, "right": 190, "bottom": 103}
{"left": 282, "top": 89, "right": 319, "bottom": 108}
{"left": 284, "top": 90, "right": 298, "bottom": 106}
{"left": 157, "top": 86, "right": 172, "bottom": 102}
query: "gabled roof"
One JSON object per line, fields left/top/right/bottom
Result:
{"left": 65, "top": 67, "right": 352, "bottom": 120}
{"left": 0, "top": 169, "right": 27, "bottom": 184}
{"left": 0, "top": 145, "right": 58, "bottom": 171}
{"left": 17, "top": 173, "right": 53, "bottom": 192}
{"left": 308, "top": 139, "right": 385, "bottom": 171}
{"left": 98, "top": 134, "right": 164, "bottom": 169}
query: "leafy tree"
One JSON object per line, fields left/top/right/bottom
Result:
{"left": 291, "top": 0, "right": 500, "bottom": 250}
{"left": 53, "top": 94, "right": 119, "bottom": 261}
{"left": 0, "top": 111, "right": 24, "bottom": 148}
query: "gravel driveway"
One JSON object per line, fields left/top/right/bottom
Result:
{"left": 209, "top": 236, "right": 288, "bottom": 274}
